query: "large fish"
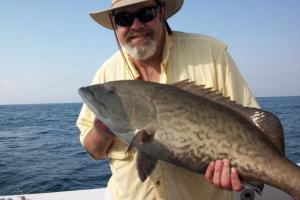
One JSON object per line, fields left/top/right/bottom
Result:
{"left": 78, "top": 80, "right": 300, "bottom": 199}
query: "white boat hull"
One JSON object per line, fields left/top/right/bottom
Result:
{"left": 0, "top": 185, "right": 294, "bottom": 200}
{"left": 2, "top": 164, "right": 299, "bottom": 200}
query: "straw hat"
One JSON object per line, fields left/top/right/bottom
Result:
{"left": 90, "top": 0, "right": 184, "bottom": 29}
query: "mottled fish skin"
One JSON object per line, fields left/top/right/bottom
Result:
{"left": 78, "top": 80, "right": 300, "bottom": 200}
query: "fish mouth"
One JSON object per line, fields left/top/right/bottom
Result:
{"left": 78, "top": 87, "right": 98, "bottom": 104}
{"left": 78, "top": 86, "right": 108, "bottom": 120}
{"left": 78, "top": 86, "right": 100, "bottom": 112}
{"left": 78, "top": 87, "right": 93, "bottom": 98}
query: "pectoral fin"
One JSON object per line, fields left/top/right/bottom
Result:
{"left": 127, "top": 127, "right": 156, "bottom": 152}
{"left": 128, "top": 127, "right": 157, "bottom": 181}
{"left": 137, "top": 151, "right": 157, "bottom": 181}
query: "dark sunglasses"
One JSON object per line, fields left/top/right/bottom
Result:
{"left": 113, "top": 4, "right": 161, "bottom": 27}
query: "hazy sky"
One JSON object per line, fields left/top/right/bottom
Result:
{"left": 0, "top": 1, "right": 299, "bottom": 105}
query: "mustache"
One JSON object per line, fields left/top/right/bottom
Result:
{"left": 125, "top": 28, "right": 154, "bottom": 42}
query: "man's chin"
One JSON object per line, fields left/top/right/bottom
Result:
{"left": 124, "top": 39, "right": 157, "bottom": 60}
{"left": 127, "top": 48, "right": 153, "bottom": 61}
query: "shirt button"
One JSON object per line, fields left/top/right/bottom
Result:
{"left": 156, "top": 180, "right": 161, "bottom": 186}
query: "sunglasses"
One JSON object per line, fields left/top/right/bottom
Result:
{"left": 113, "top": 4, "right": 161, "bottom": 27}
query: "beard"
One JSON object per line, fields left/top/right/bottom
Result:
{"left": 123, "top": 28, "right": 157, "bottom": 61}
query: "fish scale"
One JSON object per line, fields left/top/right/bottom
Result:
{"left": 156, "top": 87, "right": 276, "bottom": 177}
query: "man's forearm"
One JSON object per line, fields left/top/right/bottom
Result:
{"left": 83, "top": 123, "right": 115, "bottom": 159}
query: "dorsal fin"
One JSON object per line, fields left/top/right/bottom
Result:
{"left": 173, "top": 80, "right": 285, "bottom": 155}
{"left": 249, "top": 109, "right": 285, "bottom": 155}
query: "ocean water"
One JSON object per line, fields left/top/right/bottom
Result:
{"left": 0, "top": 96, "right": 299, "bottom": 196}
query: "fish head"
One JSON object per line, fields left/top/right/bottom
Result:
{"left": 78, "top": 80, "right": 157, "bottom": 138}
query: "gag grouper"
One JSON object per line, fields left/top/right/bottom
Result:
{"left": 78, "top": 80, "right": 300, "bottom": 199}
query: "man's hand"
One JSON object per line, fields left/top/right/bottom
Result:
{"left": 83, "top": 118, "right": 116, "bottom": 159}
{"left": 205, "top": 159, "right": 244, "bottom": 192}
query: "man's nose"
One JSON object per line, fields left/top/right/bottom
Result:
{"left": 130, "top": 17, "right": 145, "bottom": 29}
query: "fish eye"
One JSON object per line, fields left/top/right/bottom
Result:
{"left": 109, "top": 87, "right": 116, "bottom": 94}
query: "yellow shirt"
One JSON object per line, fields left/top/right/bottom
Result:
{"left": 77, "top": 31, "right": 259, "bottom": 200}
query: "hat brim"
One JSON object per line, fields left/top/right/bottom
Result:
{"left": 90, "top": 0, "right": 184, "bottom": 29}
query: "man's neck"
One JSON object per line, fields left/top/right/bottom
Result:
{"left": 131, "top": 54, "right": 162, "bottom": 82}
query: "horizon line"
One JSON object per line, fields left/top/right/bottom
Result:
{"left": 0, "top": 95, "right": 299, "bottom": 106}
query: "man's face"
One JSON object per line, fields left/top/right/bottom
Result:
{"left": 113, "top": 1, "right": 164, "bottom": 60}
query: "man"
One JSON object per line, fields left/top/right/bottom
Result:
{"left": 77, "top": 0, "right": 259, "bottom": 199}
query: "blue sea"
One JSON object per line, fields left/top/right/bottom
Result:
{"left": 0, "top": 96, "right": 299, "bottom": 196}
